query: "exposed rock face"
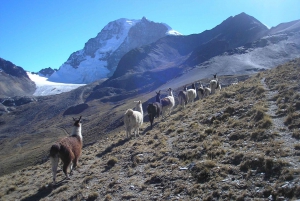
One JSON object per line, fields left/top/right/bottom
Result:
{"left": 0, "top": 96, "right": 37, "bottom": 107}
{"left": 48, "top": 17, "right": 181, "bottom": 84}
{"left": 0, "top": 58, "right": 36, "bottom": 97}
{"left": 38, "top": 67, "right": 57, "bottom": 77}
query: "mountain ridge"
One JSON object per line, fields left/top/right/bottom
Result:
{"left": 48, "top": 17, "right": 181, "bottom": 84}
{"left": 87, "top": 12, "right": 271, "bottom": 101}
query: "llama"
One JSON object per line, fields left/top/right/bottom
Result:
{"left": 187, "top": 83, "right": 197, "bottom": 103}
{"left": 178, "top": 85, "right": 188, "bottom": 109}
{"left": 210, "top": 74, "right": 221, "bottom": 94}
{"left": 161, "top": 88, "right": 175, "bottom": 118}
{"left": 204, "top": 85, "right": 211, "bottom": 97}
{"left": 197, "top": 82, "right": 205, "bottom": 100}
{"left": 50, "top": 116, "right": 83, "bottom": 184}
{"left": 124, "top": 100, "right": 143, "bottom": 138}
{"left": 147, "top": 91, "right": 162, "bottom": 129}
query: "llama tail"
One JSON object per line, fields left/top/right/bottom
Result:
{"left": 50, "top": 144, "right": 60, "bottom": 184}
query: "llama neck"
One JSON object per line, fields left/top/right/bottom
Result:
{"left": 72, "top": 126, "right": 82, "bottom": 141}
{"left": 155, "top": 96, "right": 161, "bottom": 103}
{"left": 168, "top": 91, "right": 173, "bottom": 97}
{"left": 137, "top": 104, "right": 143, "bottom": 115}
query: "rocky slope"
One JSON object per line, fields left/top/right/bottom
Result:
{"left": 0, "top": 58, "right": 36, "bottom": 97}
{"left": 0, "top": 59, "right": 299, "bottom": 200}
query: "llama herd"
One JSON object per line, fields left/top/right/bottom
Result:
{"left": 49, "top": 75, "right": 221, "bottom": 184}
{"left": 125, "top": 74, "right": 221, "bottom": 137}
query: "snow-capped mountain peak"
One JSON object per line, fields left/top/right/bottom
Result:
{"left": 48, "top": 17, "right": 181, "bottom": 84}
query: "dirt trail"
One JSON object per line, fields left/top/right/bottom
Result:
{"left": 261, "top": 77, "right": 300, "bottom": 171}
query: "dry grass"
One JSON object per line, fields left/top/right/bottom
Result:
{"left": 0, "top": 59, "right": 300, "bottom": 200}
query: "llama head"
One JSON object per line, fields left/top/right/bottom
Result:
{"left": 155, "top": 90, "right": 161, "bottom": 102}
{"left": 167, "top": 88, "right": 173, "bottom": 96}
{"left": 73, "top": 116, "right": 82, "bottom": 127}
{"left": 192, "top": 83, "right": 196, "bottom": 89}
{"left": 134, "top": 100, "right": 141, "bottom": 104}
{"left": 134, "top": 100, "right": 142, "bottom": 108}
{"left": 199, "top": 82, "right": 203, "bottom": 88}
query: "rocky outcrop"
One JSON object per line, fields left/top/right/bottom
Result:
{"left": 0, "top": 58, "right": 36, "bottom": 97}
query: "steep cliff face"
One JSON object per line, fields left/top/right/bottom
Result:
{"left": 48, "top": 17, "right": 180, "bottom": 84}
{"left": 0, "top": 58, "right": 36, "bottom": 97}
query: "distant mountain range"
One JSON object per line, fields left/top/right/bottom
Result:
{"left": 87, "top": 13, "right": 300, "bottom": 101}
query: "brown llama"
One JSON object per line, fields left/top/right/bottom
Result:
{"left": 50, "top": 116, "right": 83, "bottom": 184}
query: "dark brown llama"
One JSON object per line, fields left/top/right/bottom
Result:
{"left": 147, "top": 91, "right": 162, "bottom": 129}
{"left": 50, "top": 116, "right": 83, "bottom": 184}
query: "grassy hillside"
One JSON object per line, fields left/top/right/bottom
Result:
{"left": 0, "top": 59, "right": 300, "bottom": 200}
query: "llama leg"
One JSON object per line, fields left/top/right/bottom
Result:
{"left": 50, "top": 155, "right": 59, "bottom": 184}
{"left": 162, "top": 108, "right": 165, "bottom": 118}
{"left": 63, "top": 160, "right": 71, "bottom": 180}
{"left": 134, "top": 128, "right": 137, "bottom": 138}
{"left": 127, "top": 128, "right": 131, "bottom": 138}
{"left": 69, "top": 162, "right": 73, "bottom": 175}
{"left": 169, "top": 107, "right": 172, "bottom": 116}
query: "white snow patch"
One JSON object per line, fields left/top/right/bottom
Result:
{"left": 27, "top": 72, "right": 85, "bottom": 96}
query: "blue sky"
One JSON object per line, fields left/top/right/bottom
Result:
{"left": 0, "top": 0, "right": 299, "bottom": 72}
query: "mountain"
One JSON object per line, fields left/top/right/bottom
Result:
{"left": 37, "top": 67, "right": 57, "bottom": 77}
{"left": 0, "top": 58, "right": 36, "bottom": 97}
{"left": 87, "top": 13, "right": 271, "bottom": 101}
{"left": 48, "top": 17, "right": 181, "bottom": 84}
{"left": 268, "top": 19, "right": 300, "bottom": 34}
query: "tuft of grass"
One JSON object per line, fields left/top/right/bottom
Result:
{"left": 104, "top": 194, "right": 112, "bottom": 201}
{"left": 87, "top": 192, "right": 99, "bottom": 201}
{"left": 292, "top": 130, "right": 300, "bottom": 139}
{"left": 190, "top": 160, "right": 216, "bottom": 183}
{"left": 6, "top": 185, "right": 16, "bottom": 194}
{"left": 294, "top": 144, "right": 300, "bottom": 150}
{"left": 204, "top": 128, "right": 214, "bottom": 135}
{"left": 107, "top": 157, "right": 118, "bottom": 167}
{"left": 177, "top": 128, "right": 185, "bottom": 134}
{"left": 255, "top": 86, "right": 265, "bottom": 95}
{"left": 259, "top": 115, "right": 272, "bottom": 128}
